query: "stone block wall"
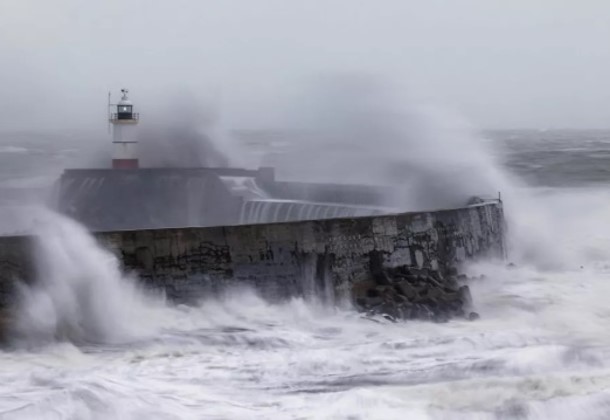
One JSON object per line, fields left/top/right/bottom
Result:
{"left": 0, "top": 201, "right": 505, "bottom": 309}
{"left": 99, "top": 200, "right": 505, "bottom": 303}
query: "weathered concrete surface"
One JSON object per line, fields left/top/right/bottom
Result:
{"left": 52, "top": 167, "right": 397, "bottom": 231}
{"left": 0, "top": 201, "right": 504, "bottom": 310}
{"left": 103, "top": 200, "right": 505, "bottom": 302}
{"left": 54, "top": 168, "right": 246, "bottom": 231}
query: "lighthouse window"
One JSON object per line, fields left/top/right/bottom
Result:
{"left": 119, "top": 106, "right": 131, "bottom": 113}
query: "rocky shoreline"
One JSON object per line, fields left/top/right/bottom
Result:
{"left": 353, "top": 251, "right": 480, "bottom": 323}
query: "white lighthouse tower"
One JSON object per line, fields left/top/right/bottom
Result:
{"left": 109, "top": 89, "right": 139, "bottom": 169}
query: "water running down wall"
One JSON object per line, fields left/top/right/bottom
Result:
{"left": 238, "top": 199, "right": 387, "bottom": 225}
{"left": 52, "top": 168, "right": 395, "bottom": 231}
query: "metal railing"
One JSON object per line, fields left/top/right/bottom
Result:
{"left": 109, "top": 113, "right": 139, "bottom": 121}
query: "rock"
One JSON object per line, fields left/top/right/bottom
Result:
{"left": 447, "top": 298, "right": 463, "bottom": 313}
{"left": 354, "top": 261, "right": 477, "bottom": 323}
{"left": 376, "top": 285, "right": 398, "bottom": 303}
{"left": 352, "top": 280, "right": 377, "bottom": 298}
{"left": 425, "top": 276, "right": 443, "bottom": 289}
{"left": 426, "top": 287, "right": 444, "bottom": 301}
{"left": 420, "top": 297, "right": 441, "bottom": 312}
{"left": 414, "top": 283, "right": 430, "bottom": 298}
{"left": 368, "top": 302, "right": 400, "bottom": 321}
{"left": 411, "top": 268, "right": 430, "bottom": 278}
{"left": 439, "top": 290, "right": 458, "bottom": 302}
{"left": 364, "top": 296, "right": 383, "bottom": 307}
{"left": 395, "top": 282, "right": 418, "bottom": 300}
{"left": 404, "top": 275, "right": 419, "bottom": 284}
{"left": 394, "top": 265, "right": 412, "bottom": 277}
{"left": 454, "top": 308, "right": 465, "bottom": 318}
{"left": 416, "top": 275, "right": 429, "bottom": 284}
{"left": 429, "top": 270, "right": 444, "bottom": 282}
{"left": 366, "top": 288, "right": 381, "bottom": 298}
{"left": 416, "top": 305, "right": 434, "bottom": 320}
{"left": 468, "top": 312, "right": 480, "bottom": 321}
{"left": 366, "top": 302, "right": 383, "bottom": 315}
{"left": 374, "top": 271, "right": 392, "bottom": 286}
{"left": 390, "top": 272, "right": 407, "bottom": 283}
{"left": 380, "top": 303, "right": 399, "bottom": 320}
{"left": 458, "top": 285, "right": 473, "bottom": 308}
{"left": 392, "top": 293, "right": 408, "bottom": 304}
{"left": 382, "top": 314, "right": 397, "bottom": 322}
{"left": 444, "top": 278, "right": 459, "bottom": 292}
{"left": 443, "top": 285, "right": 458, "bottom": 294}
{"left": 400, "top": 304, "right": 415, "bottom": 320}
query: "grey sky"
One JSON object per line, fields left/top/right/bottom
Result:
{"left": 1, "top": 0, "right": 609, "bottom": 131}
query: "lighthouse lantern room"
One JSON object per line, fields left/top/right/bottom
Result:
{"left": 109, "top": 88, "right": 140, "bottom": 169}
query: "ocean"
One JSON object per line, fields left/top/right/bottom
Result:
{"left": 1, "top": 128, "right": 610, "bottom": 419}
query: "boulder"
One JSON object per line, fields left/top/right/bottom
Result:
{"left": 426, "top": 287, "right": 444, "bottom": 301}
{"left": 410, "top": 267, "right": 430, "bottom": 278}
{"left": 374, "top": 271, "right": 392, "bottom": 286}
{"left": 444, "top": 278, "right": 460, "bottom": 292}
{"left": 458, "top": 285, "right": 473, "bottom": 309}
{"left": 379, "top": 303, "right": 399, "bottom": 320}
{"left": 393, "top": 265, "right": 412, "bottom": 277}
{"left": 352, "top": 261, "right": 480, "bottom": 323}
{"left": 363, "top": 296, "right": 383, "bottom": 308}
{"left": 395, "top": 282, "right": 418, "bottom": 300}
{"left": 393, "top": 293, "right": 408, "bottom": 304}
{"left": 429, "top": 270, "right": 444, "bottom": 282}
{"left": 468, "top": 312, "right": 480, "bottom": 321}
{"left": 446, "top": 267, "right": 458, "bottom": 277}
{"left": 366, "top": 288, "right": 381, "bottom": 298}
{"left": 352, "top": 280, "right": 377, "bottom": 298}
{"left": 415, "top": 304, "right": 434, "bottom": 320}
{"left": 404, "top": 274, "right": 419, "bottom": 284}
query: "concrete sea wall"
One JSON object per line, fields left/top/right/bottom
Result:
{"left": 0, "top": 201, "right": 505, "bottom": 315}
{"left": 53, "top": 167, "right": 393, "bottom": 231}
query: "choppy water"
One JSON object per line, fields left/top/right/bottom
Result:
{"left": 2, "top": 129, "right": 610, "bottom": 419}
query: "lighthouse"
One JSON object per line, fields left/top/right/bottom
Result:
{"left": 109, "top": 89, "right": 139, "bottom": 169}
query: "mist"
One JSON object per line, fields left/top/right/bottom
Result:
{"left": 137, "top": 91, "right": 236, "bottom": 168}
{"left": 1, "top": 0, "right": 609, "bottom": 133}
{"left": 261, "top": 74, "right": 507, "bottom": 210}
{"left": 1, "top": 0, "right": 609, "bottom": 245}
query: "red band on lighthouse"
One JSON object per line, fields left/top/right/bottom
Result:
{"left": 112, "top": 159, "right": 139, "bottom": 169}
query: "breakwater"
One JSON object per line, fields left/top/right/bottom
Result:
{"left": 52, "top": 168, "right": 393, "bottom": 231}
{"left": 0, "top": 200, "right": 504, "bottom": 323}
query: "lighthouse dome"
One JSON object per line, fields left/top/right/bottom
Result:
{"left": 118, "top": 88, "right": 133, "bottom": 106}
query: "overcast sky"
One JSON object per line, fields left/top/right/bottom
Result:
{"left": 1, "top": 0, "right": 609, "bottom": 131}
